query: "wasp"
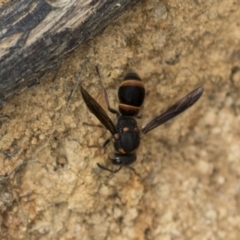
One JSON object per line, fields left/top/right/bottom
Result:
{"left": 81, "top": 67, "right": 204, "bottom": 173}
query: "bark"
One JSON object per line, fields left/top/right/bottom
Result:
{"left": 0, "top": 0, "right": 140, "bottom": 104}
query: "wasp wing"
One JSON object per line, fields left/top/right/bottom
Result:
{"left": 142, "top": 86, "right": 204, "bottom": 134}
{"left": 81, "top": 86, "right": 117, "bottom": 134}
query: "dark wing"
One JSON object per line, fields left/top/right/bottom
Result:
{"left": 81, "top": 86, "right": 117, "bottom": 134}
{"left": 142, "top": 86, "right": 204, "bottom": 134}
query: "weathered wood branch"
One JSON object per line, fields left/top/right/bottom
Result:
{"left": 0, "top": 0, "right": 140, "bottom": 104}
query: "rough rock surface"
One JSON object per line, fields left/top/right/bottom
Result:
{"left": 0, "top": 0, "right": 240, "bottom": 239}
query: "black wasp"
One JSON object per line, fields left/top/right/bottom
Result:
{"left": 81, "top": 67, "right": 204, "bottom": 173}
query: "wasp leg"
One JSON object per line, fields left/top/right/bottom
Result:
{"left": 135, "top": 104, "right": 144, "bottom": 119}
{"left": 97, "top": 163, "right": 122, "bottom": 173}
{"left": 136, "top": 110, "right": 143, "bottom": 119}
{"left": 103, "top": 138, "right": 111, "bottom": 148}
{"left": 83, "top": 122, "right": 104, "bottom": 128}
{"left": 126, "top": 166, "right": 141, "bottom": 177}
{"left": 96, "top": 65, "right": 119, "bottom": 115}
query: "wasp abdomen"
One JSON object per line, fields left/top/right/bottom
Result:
{"left": 118, "top": 72, "right": 145, "bottom": 116}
